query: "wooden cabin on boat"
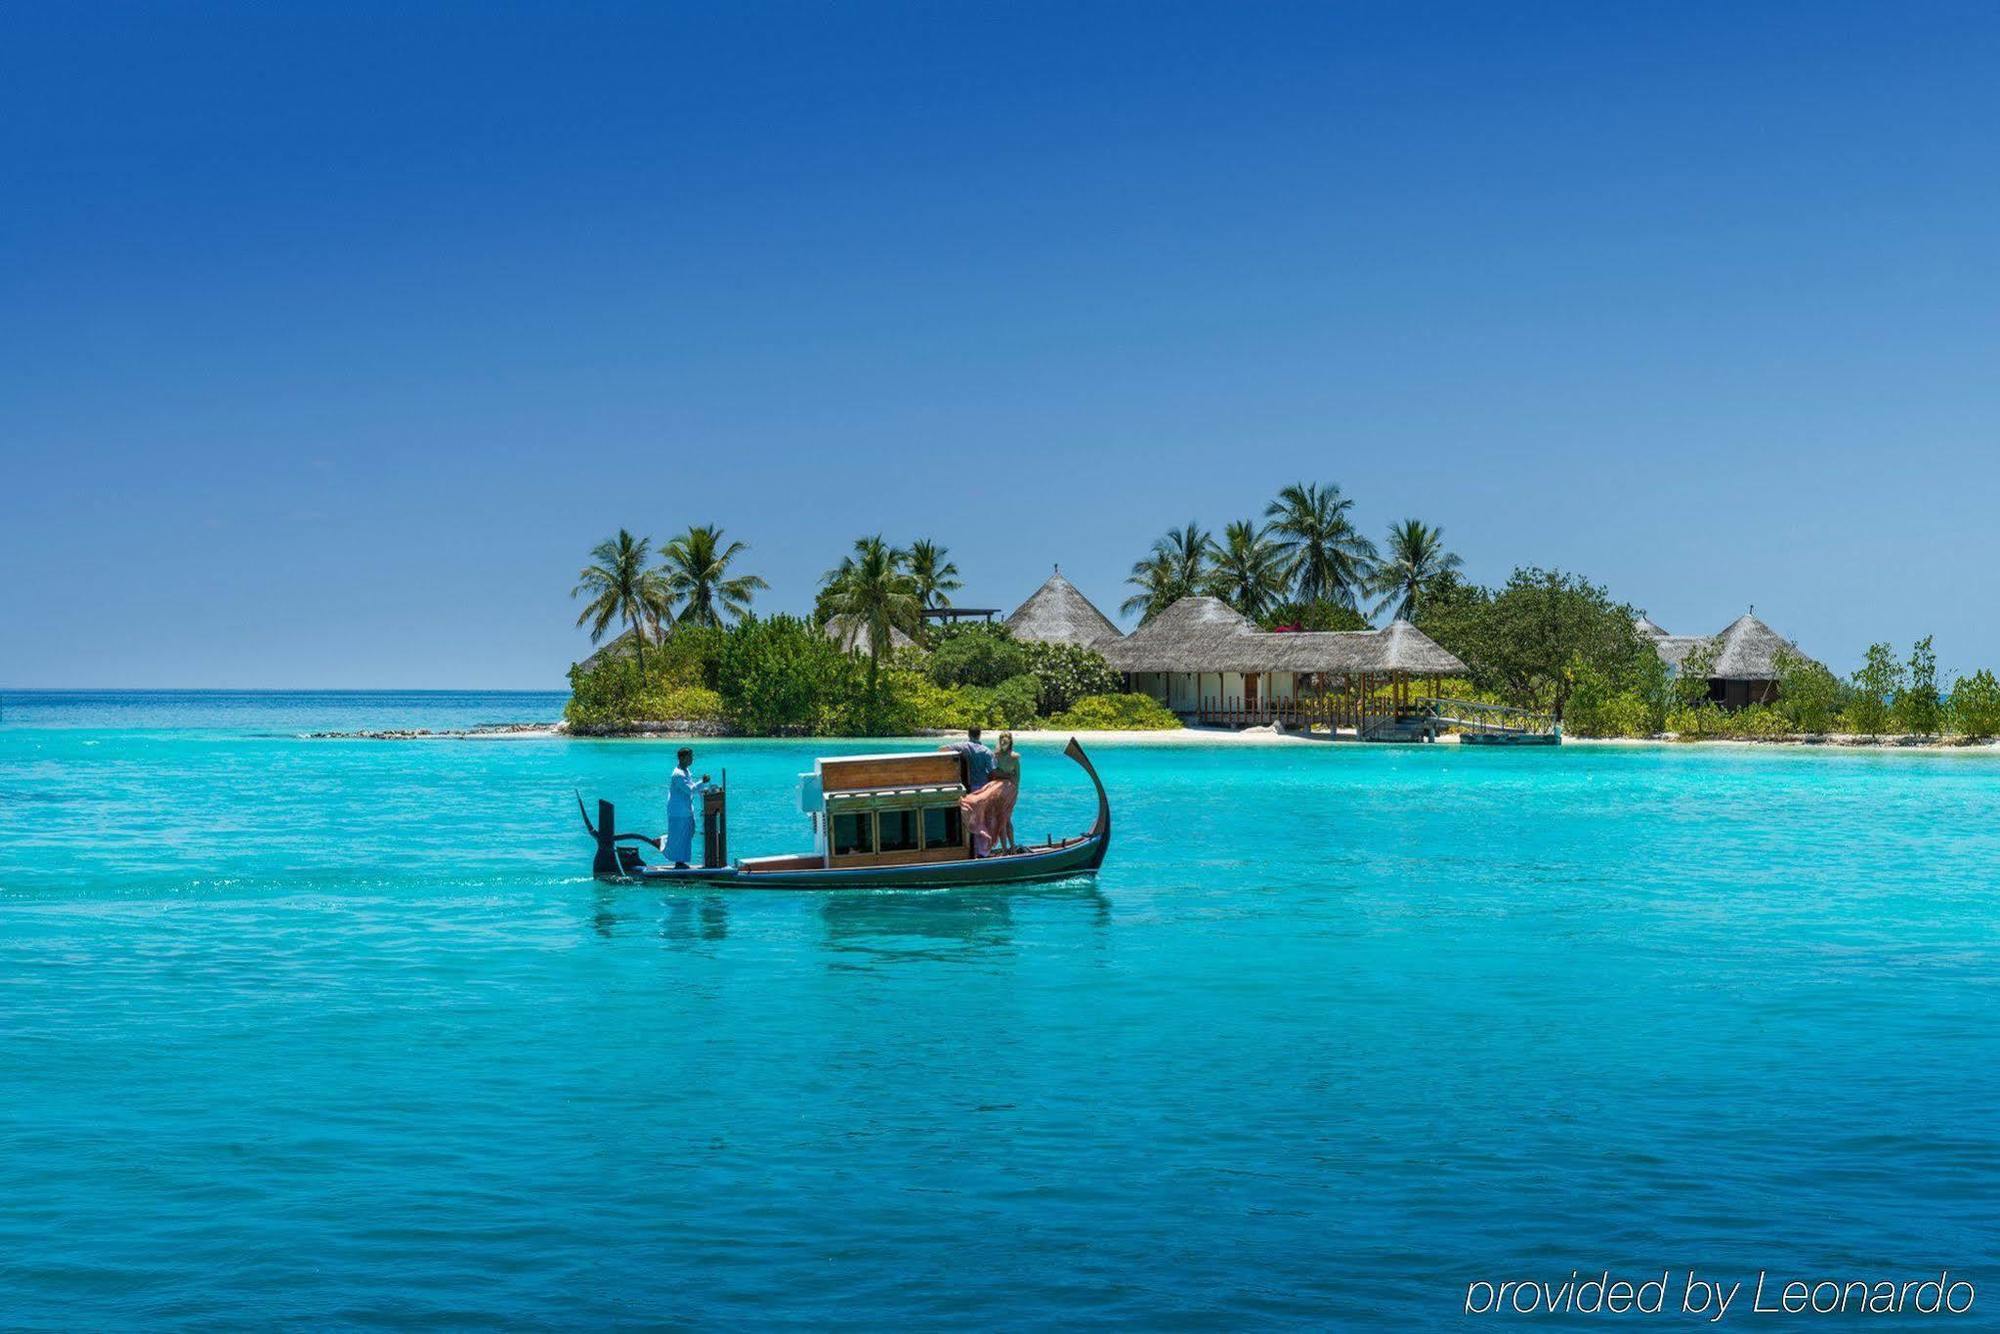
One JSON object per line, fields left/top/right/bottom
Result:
{"left": 782, "top": 751, "right": 973, "bottom": 872}
{"left": 1636, "top": 611, "right": 1812, "bottom": 710}
{"left": 1099, "top": 595, "right": 1467, "bottom": 734}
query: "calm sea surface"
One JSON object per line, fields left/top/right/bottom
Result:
{"left": 3, "top": 691, "right": 1998, "bottom": 1327}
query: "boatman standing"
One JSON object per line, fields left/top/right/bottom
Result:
{"left": 661, "top": 747, "right": 711, "bottom": 869}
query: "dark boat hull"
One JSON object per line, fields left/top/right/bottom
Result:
{"left": 622, "top": 831, "right": 1108, "bottom": 890}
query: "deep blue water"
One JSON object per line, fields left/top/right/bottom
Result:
{"left": 4, "top": 692, "right": 1999, "bottom": 1327}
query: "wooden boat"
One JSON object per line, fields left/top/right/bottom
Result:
{"left": 580, "top": 738, "right": 1111, "bottom": 889}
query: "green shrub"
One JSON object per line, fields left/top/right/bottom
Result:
{"left": 1950, "top": 669, "right": 2000, "bottom": 739}
{"left": 1668, "top": 702, "right": 1792, "bottom": 740}
{"left": 928, "top": 626, "right": 1029, "bottom": 688}
{"left": 652, "top": 625, "right": 727, "bottom": 690}
{"left": 888, "top": 672, "right": 983, "bottom": 731}
{"left": 1893, "top": 635, "right": 1942, "bottom": 736}
{"left": 1845, "top": 642, "right": 1901, "bottom": 735}
{"left": 873, "top": 671, "right": 1037, "bottom": 731}
{"left": 715, "top": 614, "right": 863, "bottom": 735}
{"left": 565, "top": 658, "right": 723, "bottom": 730}
{"left": 1666, "top": 703, "right": 1728, "bottom": 739}
{"left": 1561, "top": 650, "right": 1660, "bottom": 738}
{"left": 1594, "top": 692, "right": 1655, "bottom": 738}
{"left": 1728, "top": 704, "right": 1792, "bottom": 739}
{"left": 1775, "top": 649, "right": 1842, "bottom": 734}
{"left": 1017, "top": 641, "right": 1121, "bottom": 715}
{"left": 950, "top": 673, "right": 1042, "bottom": 728}
{"left": 1046, "top": 692, "right": 1183, "bottom": 731}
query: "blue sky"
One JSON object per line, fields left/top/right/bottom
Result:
{"left": 4, "top": 2, "right": 1998, "bottom": 688}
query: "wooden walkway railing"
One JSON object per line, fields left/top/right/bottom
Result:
{"left": 1193, "top": 695, "right": 1357, "bottom": 729}
{"left": 1417, "top": 696, "right": 1557, "bottom": 736}
{"left": 1191, "top": 694, "right": 1557, "bottom": 740}
{"left": 1193, "top": 696, "right": 1438, "bottom": 732}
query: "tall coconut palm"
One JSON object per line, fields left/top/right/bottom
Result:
{"left": 659, "top": 524, "right": 768, "bottom": 628}
{"left": 1204, "top": 519, "right": 1292, "bottom": 621}
{"left": 1264, "top": 481, "right": 1377, "bottom": 609}
{"left": 571, "top": 529, "right": 672, "bottom": 671}
{"left": 820, "top": 536, "right": 923, "bottom": 688}
{"left": 1121, "top": 551, "right": 1178, "bottom": 622}
{"left": 1367, "top": 518, "right": 1463, "bottom": 622}
{"left": 907, "top": 539, "right": 962, "bottom": 610}
{"left": 1122, "top": 521, "right": 1209, "bottom": 622}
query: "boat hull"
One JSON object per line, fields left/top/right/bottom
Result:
{"left": 619, "top": 831, "right": 1108, "bottom": 890}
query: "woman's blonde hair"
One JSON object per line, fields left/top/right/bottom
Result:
{"left": 997, "top": 731, "right": 1015, "bottom": 751}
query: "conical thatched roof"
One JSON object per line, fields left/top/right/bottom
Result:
{"left": 1634, "top": 614, "right": 1669, "bottom": 638}
{"left": 1100, "top": 596, "right": 1465, "bottom": 676}
{"left": 576, "top": 626, "right": 654, "bottom": 672}
{"left": 1641, "top": 610, "right": 1812, "bottom": 679}
{"left": 1709, "top": 613, "right": 1804, "bottom": 681}
{"left": 824, "top": 615, "right": 914, "bottom": 655}
{"left": 1005, "top": 570, "right": 1123, "bottom": 649}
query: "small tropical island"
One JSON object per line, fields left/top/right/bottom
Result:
{"left": 560, "top": 481, "right": 2000, "bottom": 747}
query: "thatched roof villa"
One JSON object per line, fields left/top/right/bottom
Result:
{"left": 1004, "top": 569, "right": 1124, "bottom": 650}
{"left": 1101, "top": 595, "right": 1466, "bottom": 728}
{"left": 824, "top": 615, "right": 916, "bottom": 655}
{"left": 1637, "top": 611, "right": 1812, "bottom": 709}
{"left": 577, "top": 626, "right": 653, "bottom": 673}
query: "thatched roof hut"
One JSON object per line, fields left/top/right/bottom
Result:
{"left": 1101, "top": 596, "right": 1465, "bottom": 676}
{"left": 1709, "top": 613, "right": 1804, "bottom": 681}
{"left": 576, "top": 626, "right": 653, "bottom": 672}
{"left": 1005, "top": 570, "right": 1123, "bottom": 650}
{"left": 1100, "top": 597, "right": 1256, "bottom": 672}
{"left": 823, "top": 615, "right": 915, "bottom": 655}
{"left": 1639, "top": 611, "right": 1810, "bottom": 680}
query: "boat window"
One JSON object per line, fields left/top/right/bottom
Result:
{"left": 923, "top": 804, "right": 962, "bottom": 850}
{"left": 878, "top": 808, "right": 920, "bottom": 853}
{"left": 831, "top": 811, "right": 874, "bottom": 856}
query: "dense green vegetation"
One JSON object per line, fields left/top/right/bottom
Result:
{"left": 569, "top": 486, "right": 2000, "bottom": 742}
{"left": 565, "top": 586, "right": 1163, "bottom": 736}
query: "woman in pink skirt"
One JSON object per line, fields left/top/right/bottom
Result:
{"left": 961, "top": 731, "right": 1020, "bottom": 856}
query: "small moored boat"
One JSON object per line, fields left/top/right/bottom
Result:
{"left": 580, "top": 738, "right": 1111, "bottom": 889}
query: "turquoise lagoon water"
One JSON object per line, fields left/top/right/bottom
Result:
{"left": 4, "top": 693, "right": 1999, "bottom": 1326}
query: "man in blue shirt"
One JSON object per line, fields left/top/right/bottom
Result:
{"left": 662, "top": 747, "right": 710, "bottom": 868}
{"left": 939, "top": 727, "right": 994, "bottom": 792}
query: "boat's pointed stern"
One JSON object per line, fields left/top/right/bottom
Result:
{"left": 1064, "top": 737, "right": 1112, "bottom": 866}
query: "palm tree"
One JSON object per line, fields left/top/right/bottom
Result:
{"left": 571, "top": 529, "right": 672, "bottom": 671}
{"left": 1122, "top": 521, "right": 1210, "bottom": 623}
{"left": 1121, "top": 550, "right": 1178, "bottom": 622}
{"left": 1264, "top": 481, "right": 1377, "bottom": 609}
{"left": 1204, "top": 519, "right": 1291, "bottom": 621}
{"left": 907, "top": 539, "right": 962, "bottom": 610}
{"left": 1368, "top": 518, "right": 1463, "bottom": 621}
{"left": 820, "top": 536, "right": 923, "bottom": 689}
{"left": 659, "top": 524, "right": 768, "bottom": 628}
